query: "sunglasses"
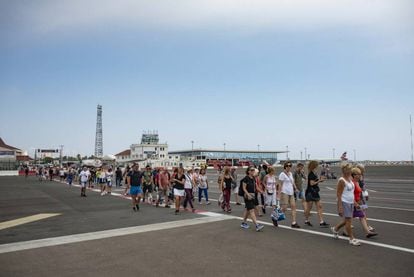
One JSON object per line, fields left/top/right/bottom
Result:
{"left": 286, "top": 165, "right": 292, "bottom": 168}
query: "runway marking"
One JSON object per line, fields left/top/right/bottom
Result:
{"left": 0, "top": 214, "right": 61, "bottom": 231}
{"left": 321, "top": 201, "right": 414, "bottom": 212}
{"left": 0, "top": 215, "right": 232, "bottom": 254}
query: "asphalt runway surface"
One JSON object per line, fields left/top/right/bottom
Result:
{"left": 0, "top": 166, "right": 413, "bottom": 276}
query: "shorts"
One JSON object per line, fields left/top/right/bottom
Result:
{"left": 173, "top": 188, "right": 185, "bottom": 197}
{"left": 341, "top": 202, "right": 354, "bottom": 218}
{"left": 280, "top": 192, "right": 295, "bottom": 207}
{"left": 232, "top": 184, "right": 239, "bottom": 194}
{"left": 143, "top": 184, "right": 153, "bottom": 194}
{"left": 265, "top": 192, "right": 277, "bottom": 206}
{"left": 296, "top": 189, "right": 305, "bottom": 200}
{"left": 130, "top": 186, "right": 143, "bottom": 196}
{"left": 81, "top": 181, "right": 87, "bottom": 188}
{"left": 244, "top": 198, "right": 256, "bottom": 211}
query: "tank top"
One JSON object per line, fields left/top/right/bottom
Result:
{"left": 265, "top": 175, "right": 276, "bottom": 194}
{"left": 223, "top": 176, "right": 232, "bottom": 190}
{"left": 340, "top": 177, "right": 354, "bottom": 204}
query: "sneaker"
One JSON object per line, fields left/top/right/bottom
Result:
{"left": 349, "top": 239, "right": 361, "bottom": 246}
{"left": 368, "top": 226, "right": 375, "bottom": 232}
{"left": 291, "top": 223, "right": 301, "bottom": 228}
{"left": 331, "top": 227, "right": 339, "bottom": 239}
{"left": 206, "top": 202, "right": 211, "bottom": 205}
{"left": 227, "top": 209, "right": 232, "bottom": 213}
{"left": 256, "top": 224, "right": 264, "bottom": 232}
{"left": 304, "top": 221, "right": 313, "bottom": 227}
{"left": 241, "top": 222, "right": 250, "bottom": 229}
{"left": 319, "top": 222, "right": 329, "bottom": 228}
{"left": 366, "top": 232, "right": 378, "bottom": 238}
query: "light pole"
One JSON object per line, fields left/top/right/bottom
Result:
{"left": 300, "top": 151, "right": 303, "bottom": 160}
{"left": 286, "top": 145, "right": 289, "bottom": 160}
{"left": 59, "top": 145, "right": 64, "bottom": 167}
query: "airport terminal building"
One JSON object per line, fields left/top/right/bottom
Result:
{"left": 169, "top": 149, "right": 284, "bottom": 167}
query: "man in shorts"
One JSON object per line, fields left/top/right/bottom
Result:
{"left": 127, "top": 163, "right": 143, "bottom": 211}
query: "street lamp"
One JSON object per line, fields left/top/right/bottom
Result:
{"left": 286, "top": 145, "right": 289, "bottom": 160}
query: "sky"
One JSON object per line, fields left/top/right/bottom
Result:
{"left": 0, "top": 0, "right": 413, "bottom": 161}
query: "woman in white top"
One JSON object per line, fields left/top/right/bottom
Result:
{"left": 263, "top": 167, "right": 278, "bottom": 209}
{"left": 331, "top": 163, "right": 361, "bottom": 246}
{"left": 198, "top": 168, "right": 210, "bottom": 205}
{"left": 278, "top": 162, "right": 300, "bottom": 228}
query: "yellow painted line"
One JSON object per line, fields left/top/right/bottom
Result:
{"left": 0, "top": 213, "right": 61, "bottom": 231}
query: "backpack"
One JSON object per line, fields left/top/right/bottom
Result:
{"left": 238, "top": 177, "right": 246, "bottom": 197}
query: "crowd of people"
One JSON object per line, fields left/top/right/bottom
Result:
{"left": 34, "top": 160, "right": 377, "bottom": 246}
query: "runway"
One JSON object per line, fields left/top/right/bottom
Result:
{"left": 0, "top": 165, "right": 413, "bottom": 276}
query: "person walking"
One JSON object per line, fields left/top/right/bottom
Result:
{"left": 356, "top": 164, "right": 375, "bottom": 232}
{"left": 303, "top": 161, "right": 329, "bottom": 227}
{"left": 278, "top": 162, "right": 300, "bottom": 228}
{"left": 183, "top": 168, "right": 195, "bottom": 212}
{"left": 157, "top": 168, "right": 171, "bottom": 208}
{"left": 171, "top": 167, "right": 185, "bottom": 215}
{"left": 127, "top": 163, "right": 143, "bottom": 211}
{"left": 240, "top": 167, "right": 264, "bottom": 232}
{"left": 142, "top": 165, "right": 154, "bottom": 204}
{"left": 331, "top": 163, "right": 361, "bottom": 246}
{"left": 79, "top": 166, "right": 90, "bottom": 197}
{"left": 220, "top": 167, "right": 233, "bottom": 213}
{"left": 263, "top": 167, "right": 278, "bottom": 210}
{"left": 123, "top": 165, "right": 131, "bottom": 196}
{"left": 347, "top": 167, "right": 378, "bottom": 238}
{"left": 230, "top": 167, "right": 241, "bottom": 205}
{"left": 115, "top": 167, "right": 123, "bottom": 187}
{"left": 106, "top": 168, "right": 113, "bottom": 195}
{"left": 198, "top": 168, "right": 210, "bottom": 205}
{"left": 293, "top": 163, "right": 306, "bottom": 211}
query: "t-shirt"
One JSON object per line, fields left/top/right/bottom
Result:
{"left": 279, "top": 171, "right": 295, "bottom": 196}
{"left": 159, "top": 172, "right": 170, "bottom": 188}
{"left": 79, "top": 170, "right": 90, "bottom": 183}
{"left": 199, "top": 175, "right": 208, "bottom": 189}
{"left": 241, "top": 176, "right": 256, "bottom": 194}
{"left": 294, "top": 171, "right": 304, "bottom": 191}
{"left": 128, "top": 170, "right": 142, "bottom": 186}
{"left": 265, "top": 175, "right": 276, "bottom": 194}
{"left": 142, "top": 171, "right": 152, "bottom": 185}
{"left": 307, "top": 171, "right": 319, "bottom": 191}
{"left": 173, "top": 174, "right": 185, "bottom": 190}
{"left": 184, "top": 173, "right": 193, "bottom": 189}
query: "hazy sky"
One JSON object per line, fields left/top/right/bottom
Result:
{"left": 1, "top": 0, "right": 413, "bottom": 161}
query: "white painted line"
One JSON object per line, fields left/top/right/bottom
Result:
{"left": 232, "top": 216, "right": 414, "bottom": 254}
{"left": 0, "top": 216, "right": 232, "bottom": 254}
{"left": 326, "top": 187, "right": 335, "bottom": 191}
{"left": 322, "top": 201, "right": 414, "bottom": 212}
{"left": 295, "top": 209, "right": 414, "bottom": 227}
{"left": 0, "top": 214, "right": 61, "bottom": 231}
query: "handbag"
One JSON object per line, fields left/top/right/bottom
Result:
{"left": 353, "top": 207, "right": 365, "bottom": 218}
{"left": 271, "top": 206, "right": 286, "bottom": 222}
